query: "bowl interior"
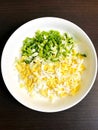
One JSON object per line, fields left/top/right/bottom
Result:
{"left": 1, "top": 17, "right": 97, "bottom": 112}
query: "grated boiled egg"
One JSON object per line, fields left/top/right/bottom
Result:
{"left": 16, "top": 51, "right": 86, "bottom": 101}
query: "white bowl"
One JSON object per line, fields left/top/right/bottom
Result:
{"left": 1, "top": 17, "right": 97, "bottom": 112}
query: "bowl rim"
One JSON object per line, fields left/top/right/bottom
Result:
{"left": 1, "top": 17, "right": 98, "bottom": 113}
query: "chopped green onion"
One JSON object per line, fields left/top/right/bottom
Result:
{"left": 21, "top": 30, "right": 87, "bottom": 64}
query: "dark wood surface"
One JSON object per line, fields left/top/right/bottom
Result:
{"left": 0, "top": 0, "right": 98, "bottom": 130}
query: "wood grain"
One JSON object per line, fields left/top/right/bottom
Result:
{"left": 0, "top": 0, "right": 98, "bottom": 130}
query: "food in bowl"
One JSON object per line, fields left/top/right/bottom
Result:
{"left": 15, "top": 30, "right": 87, "bottom": 101}
{"left": 1, "top": 17, "right": 97, "bottom": 112}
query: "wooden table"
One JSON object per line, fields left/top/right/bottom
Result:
{"left": 0, "top": 0, "right": 98, "bottom": 130}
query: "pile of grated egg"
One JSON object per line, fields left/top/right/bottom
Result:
{"left": 16, "top": 51, "right": 86, "bottom": 100}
